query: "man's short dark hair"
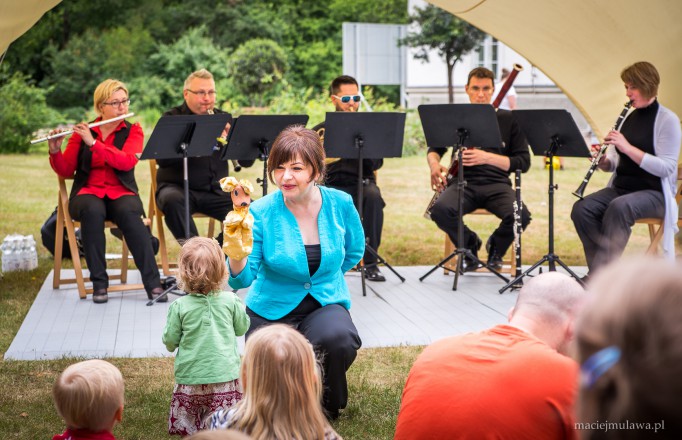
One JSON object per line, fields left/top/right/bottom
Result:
{"left": 467, "top": 67, "right": 495, "bottom": 86}
{"left": 330, "top": 75, "right": 358, "bottom": 96}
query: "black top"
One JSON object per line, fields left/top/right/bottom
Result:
{"left": 312, "top": 121, "right": 383, "bottom": 187}
{"left": 304, "top": 244, "right": 321, "bottom": 276}
{"left": 427, "top": 109, "right": 531, "bottom": 186}
{"left": 155, "top": 103, "right": 231, "bottom": 194}
{"left": 614, "top": 100, "right": 661, "bottom": 192}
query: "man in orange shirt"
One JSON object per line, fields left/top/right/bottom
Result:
{"left": 394, "top": 272, "right": 585, "bottom": 440}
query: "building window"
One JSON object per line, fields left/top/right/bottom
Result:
{"left": 477, "top": 36, "right": 498, "bottom": 75}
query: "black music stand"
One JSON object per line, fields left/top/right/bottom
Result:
{"left": 221, "top": 115, "right": 309, "bottom": 196}
{"left": 417, "top": 104, "right": 509, "bottom": 291}
{"left": 141, "top": 113, "right": 231, "bottom": 305}
{"left": 500, "top": 109, "right": 591, "bottom": 292}
{"left": 323, "top": 112, "right": 406, "bottom": 297}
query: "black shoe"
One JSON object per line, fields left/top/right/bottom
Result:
{"left": 364, "top": 265, "right": 386, "bottom": 282}
{"left": 486, "top": 237, "right": 504, "bottom": 271}
{"left": 148, "top": 286, "right": 167, "bottom": 303}
{"left": 462, "top": 234, "right": 482, "bottom": 272}
{"left": 92, "top": 288, "right": 108, "bottom": 304}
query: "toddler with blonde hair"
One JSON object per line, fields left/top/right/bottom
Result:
{"left": 163, "top": 237, "right": 250, "bottom": 436}
{"left": 52, "top": 359, "right": 124, "bottom": 440}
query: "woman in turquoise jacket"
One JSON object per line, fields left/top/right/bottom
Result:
{"left": 228, "top": 125, "right": 365, "bottom": 420}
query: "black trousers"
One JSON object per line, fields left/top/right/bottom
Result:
{"left": 329, "top": 180, "right": 385, "bottom": 264}
{"left": 246, "top": 295, "right": 362, "bottom": 415}
{"left": 571, "top": 187, "right": 665, "bottom": 272}
{"left": 69, "top": 194, "right": 160, "bottom": 293}
{"left": 156, "top": 185, "right": 232, "bottom": 241}
{"left": 430, "top": 182, "right": 531, "bottom": 256}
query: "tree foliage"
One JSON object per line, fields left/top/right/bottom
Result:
{"left": 400, "top": 4, "right": 486, "bottom": 103}
{"left": 0, "top": 73, "right": 58, "bottom": 153}
{"left": 228, "top": 39, "right": 288, "bottom": 107}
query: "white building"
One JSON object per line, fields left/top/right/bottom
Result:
{"left": 405, "top": 0, "right": 594, "bottom": 136}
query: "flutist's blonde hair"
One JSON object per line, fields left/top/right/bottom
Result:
{"left": 184, "top": 69, "right": 214, "bottom": 90}
{"left": 93, "top": 79, "right": 128, "bottom": 116}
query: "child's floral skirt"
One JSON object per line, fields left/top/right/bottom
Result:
{"left": 168, "top": 380, "right": 242, "bottom": 436}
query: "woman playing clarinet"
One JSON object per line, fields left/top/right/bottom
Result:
{"left": 571, "top": 62, "right": 681, "bottom": 280}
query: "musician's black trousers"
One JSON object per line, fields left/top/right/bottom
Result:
{"left": 245, "top": 295, "right": 362, "bottom": 417}
{"left": 69, "top": 194, "right": 161, "bottom": 293}
{"left": 571, "top": 187, "right": 664, "bottom": 272}
{"left": 430, "top": 182, "right": 531, "bottom": 256}
{"left": 328, "top": 180, "right": 385, "bottom": 265}
{"left": 156, "top": 185, "right": 232, "bottom": 241}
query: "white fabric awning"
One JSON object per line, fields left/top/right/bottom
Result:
{"left": 431, "top": 0, "right": 682, "bottom": 137}
{"left": 0, "top": 0, "right": 61, "bottom": 57}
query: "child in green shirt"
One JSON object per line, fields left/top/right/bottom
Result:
{"left": 162, "top": 237, "right": 250, "bottom": 436}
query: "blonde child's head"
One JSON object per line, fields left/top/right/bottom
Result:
{"left": 232, "top": 324, "right": 332, "bottom": 440}
{"left": 177, "top": 237, "right": 228, "bottom": 294}
{"left": 53, "top": 359, "right": 124, "bottom": 432}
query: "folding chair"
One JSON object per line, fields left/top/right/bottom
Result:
{"left": 53, "top": 177, "right": 148, "bottom": 299}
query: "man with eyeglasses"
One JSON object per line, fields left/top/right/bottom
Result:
{"left": 427, "top": 67, "right": 531, "bottom": 272}
{"left": 313, "top": 75, "right": 387, "bottom": 282}
{"left": 155, "top": 68, "right": 245, "bottom": 243}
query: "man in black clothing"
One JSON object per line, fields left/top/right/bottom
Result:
{"left": 155, "top": 69, "right": 238, "bottom": 242}
{"left": 313, "top": 75, "right": 387, "bottom": 282}
{"left": 427, "top": 67, "right": 531, "bottom": 271}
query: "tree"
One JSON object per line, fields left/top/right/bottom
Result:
{"left": 0, "top": 73, "right": 58, "bottom": 153}
{"left": 227, "top": 39, "right": 288, "bottom": 107}
{"left": 400, "top": 4, "right": 486, "bottom": 103}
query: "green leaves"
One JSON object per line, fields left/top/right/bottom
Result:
{"left": 227, "top": 39, "right": 288, "bottom": 107}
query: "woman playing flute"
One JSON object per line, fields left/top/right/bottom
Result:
{"left": 48, "top": 79, "right": 163, "bottom": 304}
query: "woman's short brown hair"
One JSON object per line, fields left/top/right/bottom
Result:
{"left": 177, "top": 237, "right": 228, "bottom": 294}
{"left": 621, "top": 61, "right": 660, "bottom": 99}
{"left": 267, "top": 125, "right": 326, "bottom": 184}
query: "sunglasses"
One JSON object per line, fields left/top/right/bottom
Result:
{"left": 333, "top": 94, "right": 362, "bottom": 103}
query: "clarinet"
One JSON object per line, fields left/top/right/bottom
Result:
{"left": 572, "top": 101, "right": 632, "bottom": 199}
{"left": 423, "top": 149, "right": 461, "bottom": 220}
{"left": 512, "top": 169, "right": 523, "bottom": 288}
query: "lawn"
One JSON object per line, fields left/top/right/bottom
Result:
{"left": 0, "top": 149, "right": 653, "bottom": 439}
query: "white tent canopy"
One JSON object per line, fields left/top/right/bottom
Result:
{"left": 431, "top": 0, "right": 682, "bottom": 138}
{"left": 4, "top": 0, "right": 682, "bottom": 139}
{"left": 0, "top": 0, "right": 61, "bottom": 57}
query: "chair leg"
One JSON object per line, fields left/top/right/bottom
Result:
{"left": 120, "top": 238, "right": 129, "bottom": 284}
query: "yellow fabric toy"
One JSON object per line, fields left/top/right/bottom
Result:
{"left": 219, "top": 177, "right": 255, "bottom": 261}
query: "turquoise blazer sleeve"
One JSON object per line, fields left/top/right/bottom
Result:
{"left": 228, "top": 186, "right": 365, "bottom": 320}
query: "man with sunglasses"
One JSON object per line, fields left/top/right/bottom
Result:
{"left": 427, "top": 67, "right": 531, "bottom": 272}
{"left": 313, "top": 75, "right": 387, "bottom": 282}
{"left": 155, "top": 69, "right": 247, "bottom": 243}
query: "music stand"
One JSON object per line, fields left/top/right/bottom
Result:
{"left": 417, "top": 104, "right": 510, "bottom": 291}
{"left": 323, "top": 112, "right": 406, "bottom": 297}
{"left": 141, "top": 113, "right": 231, "bottom": 305}
{"left": 499, "top": 109, "right": 591, "bottom": 293}
{"left": 221, "top": 114, "right": 309, "bottom": 196}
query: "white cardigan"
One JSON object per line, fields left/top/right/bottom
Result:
{"left": 605, "top": 102, "right": 681, "bottom": 259}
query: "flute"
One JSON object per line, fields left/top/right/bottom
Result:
{"left": 30, "top": 113, "right": 135, "bottom": 144}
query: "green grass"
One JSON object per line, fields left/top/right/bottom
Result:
{"left": 0, "top": 151, "right": 654, "bottom": 439}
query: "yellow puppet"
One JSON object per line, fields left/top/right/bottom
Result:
{"left": 219, "top": 177, "right": 255, "bottom": 261}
